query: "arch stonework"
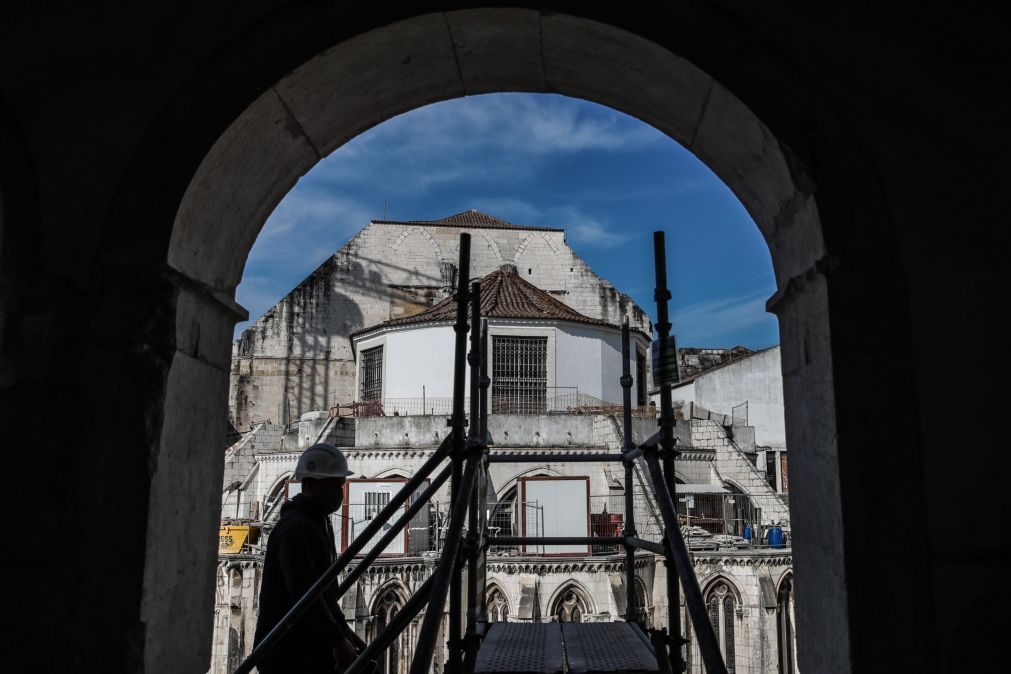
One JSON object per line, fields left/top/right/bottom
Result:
{"left": 164, "top": 15, "right": 839, "bottom": 670}
{"left": 168, "top": 12, "right": 838, "bottom": 671}
{"left": 546, "top": 580, "right": 597, "bottom": 621}
{"left": 3, "top": 6, "right": 996, "bottom": 674}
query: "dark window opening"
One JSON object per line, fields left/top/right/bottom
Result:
{"left": 492, "top": 336, "right": 548, "bottom": 413}
{"left": 360, "top": 345, "right": 383, "bottom": 401}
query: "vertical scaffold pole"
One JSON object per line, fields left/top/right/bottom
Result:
{"left": 620, "top": 318, "right": 638, "bottom": 624}
{"left": 653, "top": 231, "right": 684, "bottom": 671}
{"left": 465, "top": 281, "right": 482, "bottom": 660}
{"left": 447, "top": 233, "right": 471, "bottom": 673}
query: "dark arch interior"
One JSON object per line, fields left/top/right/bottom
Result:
{"left": 0, "top": 6, "right": 1004, "bottom": 673}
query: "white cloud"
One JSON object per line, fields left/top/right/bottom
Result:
{"left": 566, "top": 218, "right": 629, "bottom": 247}
{"left": 311, "top": 94, "right": 664, "bottom": 193}
{"left": 250, "top": 190, "right": 373, "bottom": 264}
{"left": 671, "top": 291, "right": 776, "bottom": 345}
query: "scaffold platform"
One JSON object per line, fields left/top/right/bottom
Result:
{"left": 474, "top": 622, "right": 658, "bottom": 674}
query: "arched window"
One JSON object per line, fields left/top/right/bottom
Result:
{"left": 634, "top": 579, "right": 651, "bottom": 628}
{"left": 553, "top": 587, "right": 589, "bottom": 623}
{"left": 372, "top": 589, "right": 403, "bottom": 674}
{"left": 706, "top": 581, "right": 737, "bottom": 673}
{"left": 487, "top": 587, "right": 510, "bottom": 622}
{"left": 777, "top": 576, "right": 796, "bottom": 674}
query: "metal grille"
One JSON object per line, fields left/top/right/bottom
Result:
{"left": 492, "top": 336, "right": 547, "bottom": 414}
{"left": 364, "top": 491, "right": 390, "bottom": 519}
{"left": 474, "top": 623, "right": 564, "bottom": 674}
{"left": 360, "top": 345, "right": 383, "bottom": 401}
{"left": 562, "top": 623, "right": 659, "bottom": 673}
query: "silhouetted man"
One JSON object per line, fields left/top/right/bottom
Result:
{"left": 254, "top": 444, "right": 365, "bottom": 673}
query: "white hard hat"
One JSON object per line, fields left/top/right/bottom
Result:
{"left": 293, "top": 444, "right": 354, "bottom": 480}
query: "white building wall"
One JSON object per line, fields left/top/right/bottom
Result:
{"left": 670, "top": 380, "right": 697, "bottom": 407}
{"left": 357, "top": 326, "right": 465, "bottom": 400}
{"left": 555, "top": 325, "right": 604, "bottom": 398}
{"left": 231, "top": 220, "right": 653, "bottom": 428}
{"left": 688, "top": 347, "right": 785, "bottom": 449}
{"left": 356, "top": 321, "right": 643, "bottom": 407}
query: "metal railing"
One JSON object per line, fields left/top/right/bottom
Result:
{"left": 329, "top": 388, "right": 659, "bottom": 418}
{"left": 235, "top": 232, "right": 729, "bottom": 674}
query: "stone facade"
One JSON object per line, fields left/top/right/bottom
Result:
{"left": 211, "top": 408, "right": 794, "bottom": 674}
{"left": 229, "top": 212, "right": 653, "bottom": 429}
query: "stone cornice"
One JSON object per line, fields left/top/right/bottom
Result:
{"left": 691, "top": 550, "right": 793, "bottom": 567}
{"left": 486, "top": 556, "right": 654, "bottom": 575}
{"left": 254, "top": 452, "right": 301, "bottom": 462}
{"left": 676, "top": 448, "right": 715, "bottom": 461}
{"left": 344, "top": 448, "right": 440, "bottom": 459}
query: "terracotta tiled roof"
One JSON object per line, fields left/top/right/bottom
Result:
{"left": 353, "top": 267, "right": 623, "bottom": 336}
{"left": 371, "top": 209, "right": 563, "bottom": 232}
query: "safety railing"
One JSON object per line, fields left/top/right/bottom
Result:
{"left": 329, "top": 389, "right": 660, "bottom": 418}
{"left": 235, "top": 232, "right": 729, "bottom": 674}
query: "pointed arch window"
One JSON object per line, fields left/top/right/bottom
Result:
{"left": 706, "top": 581, "right": 737, "bottom": 673}
{"left": 372, "top": 589, "right": 403, "bottom": 674}
{"left": 553, "top": 588, "right": 588, "bottom": 623}
{"left": 777, "top": 576, "right": 796, "bottom": 674}
{"left": 487, "top": 587, "right": 510, "bottom": 622}
{"left": 634, "top": 579, "right": 651, "bottom": 628}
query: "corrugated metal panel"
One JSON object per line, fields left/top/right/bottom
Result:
{"left": 522, "top": 478, "right": 589, "bottom": 555}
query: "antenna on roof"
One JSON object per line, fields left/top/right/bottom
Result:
{"left": 383, "top": 200, "right": 387, "bottom": 220}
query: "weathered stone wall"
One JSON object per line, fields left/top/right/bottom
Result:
{"left": 209, "top": 559, "right": 261, "bottom": 674}
{"left": 686, "top": 551, "right": 795, "bottom": 674}
{"left": 690, "top": 420, "right": 790, "bottom": 525}
{"left": 230, "top": 221, "right": 652, "bottom": 428}
{"left": 230, "top": 353, "right": 356, "bottom": 429}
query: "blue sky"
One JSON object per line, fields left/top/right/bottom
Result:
{"left": 236, "top": 93, "right": 779, "bottom": 349}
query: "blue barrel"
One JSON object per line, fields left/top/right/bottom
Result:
{"left": 743, "top": 525, "right": 752, "bottom": 542}
{"left": 768, "top": 525, "right": 784, "bottom": 548}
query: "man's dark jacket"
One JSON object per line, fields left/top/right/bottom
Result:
{"left": 253, "top": 493, "right": 347, "bottom": 673}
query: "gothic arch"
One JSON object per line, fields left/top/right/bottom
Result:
{"left": 372, "top": 468, "right": 413, "bottom": 480}
{"left": 485, "top": 583, "right": 511, "bottom": 623}
{"left": 494, "top": 467, "right": 563, "bottom": 500}
{"left": 546, "top": 581, "right": 596, "bottom": 622}
{"left": 390, "top": 227, "right": 445, "bottom": 262}
{"left": 369, "top": 581, "right": 410, "bottom": 674}
{"left": 702, "top": 576, "right": 742, "bottom": 674}
{"left": 370, "top": 579, "right": 410, "bottom": 612}
{"left": 387, "top": 227, "right": 444, "bottom": 286}
{"left": 266, "top": 472, "right": 292, "bottom": 500}
{"left": 777, "top": 571, "right": 795, "bottom": 595}
{"left": 700, "top": 574, "right": 744, "bottom": 606}
{"left": 633, "top": 577, "right": 652, "bottom": 628}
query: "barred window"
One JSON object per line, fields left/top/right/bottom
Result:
{"left": 492, "top": 336, "right": 547, "bottom": 414}
{"left": 360, "top": 345, "right": 383, "bottom": 401}
{"left": 364, "top": 491, "right": 390, "bottom": 520}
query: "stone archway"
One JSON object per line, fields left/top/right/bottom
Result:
{"left": 154, "top": 10, "right": 840, "bottom": 673}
